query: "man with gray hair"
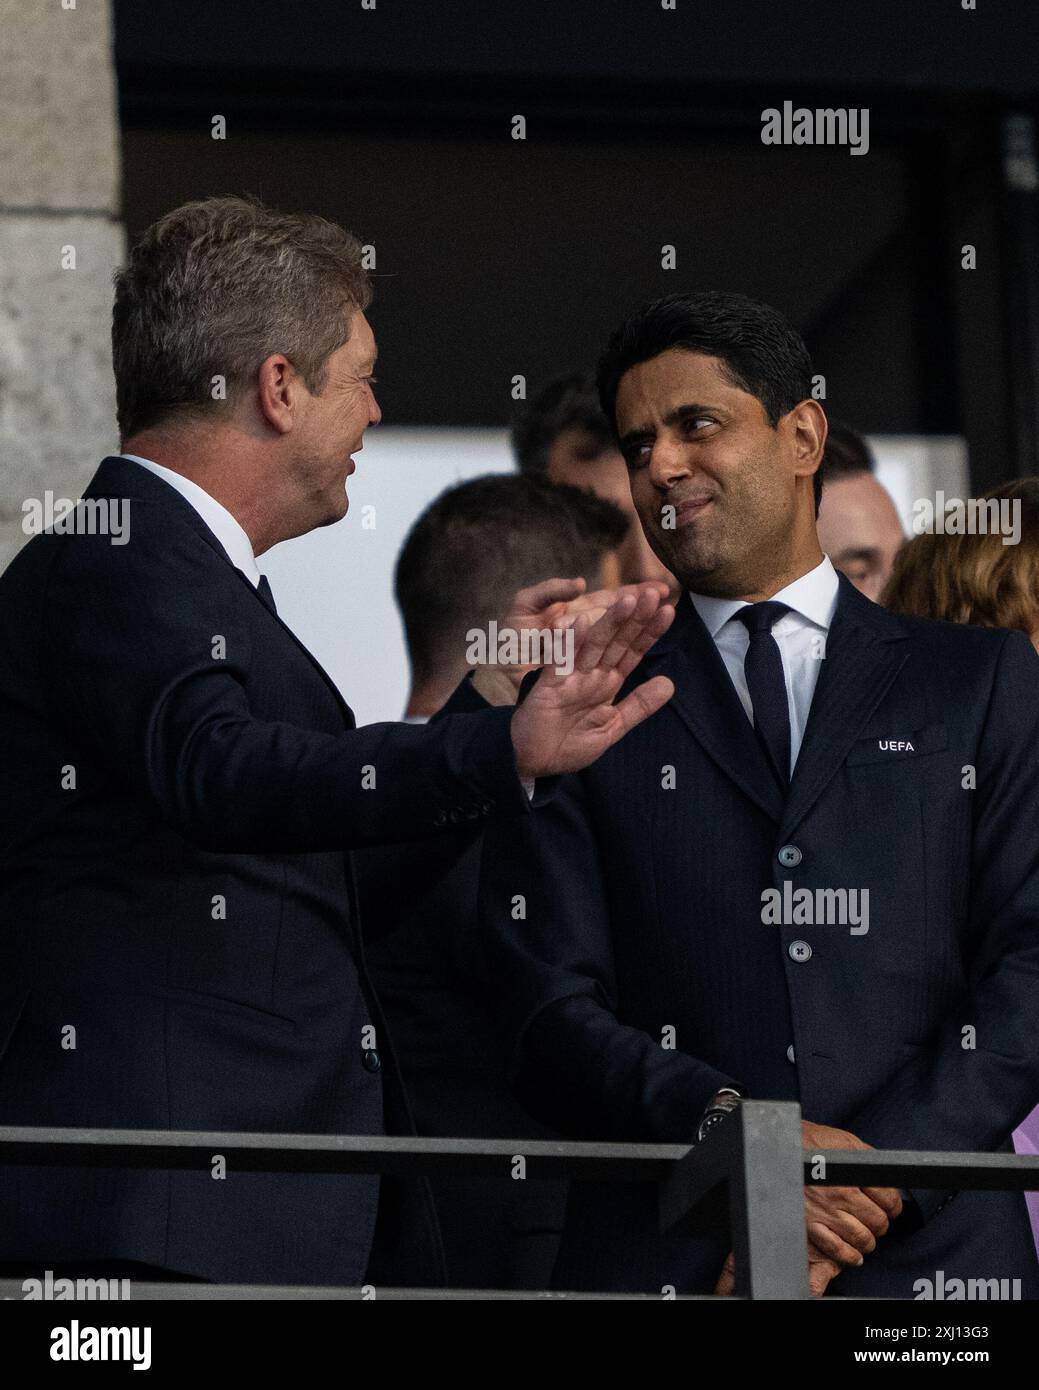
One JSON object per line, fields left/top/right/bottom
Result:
{"left": 0, "top": 196, "right": 674, "bottom": 1288}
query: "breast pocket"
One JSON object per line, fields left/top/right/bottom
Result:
{"left": 843, "top": 722, "right": 949, "bottom": 767}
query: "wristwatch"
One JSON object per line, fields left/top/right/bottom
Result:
{"left": 696, "top": 1090, "right": 743, "bottom": 1143}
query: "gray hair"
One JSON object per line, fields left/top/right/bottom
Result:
{"left": 112, "top": 195, "right": 372, "bottom": 439}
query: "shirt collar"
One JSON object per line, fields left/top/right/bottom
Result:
{"left": 120, "top": 453, "right": 261, "bottom": 587}
{"left": 689, "top": 555, "right": 840, "bottom": 639}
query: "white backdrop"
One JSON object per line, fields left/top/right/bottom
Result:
{"left": 259, "top": 428, "right": 969, "bottom": 726}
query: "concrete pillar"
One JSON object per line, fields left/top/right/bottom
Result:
{"left": 0, "top": 0, "right": 124, "bottom": 572}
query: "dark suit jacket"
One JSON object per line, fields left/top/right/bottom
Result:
{"left": 479, "top": 578, "right": 1039, "bottom": 1296}
{"left": 359, "top": 680, "right": 567, "bottom": 1290}
{"left": 0, "top": 455, "right": 534, "bottom": 1286}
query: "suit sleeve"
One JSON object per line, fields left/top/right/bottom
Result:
{"left": 42, "top": 531, "right": 532, "bottom": 852}
{"left": 478, "top": 770, "right": 742, "bottom": 1143}
{"left": 848, "top": 630, "right": 1039, "bottom": 1222}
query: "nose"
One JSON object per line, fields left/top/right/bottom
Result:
{"left": 647, "top": 436, "right": 692, "bottom": 490}
{"left": 368, "top": 391, "right": 382, "bottom": 427}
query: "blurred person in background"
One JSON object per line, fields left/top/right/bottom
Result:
{"left": 397, "top": 474, "right": 626, "bottom": 719}
{"left": 883, "top": 478, "right": 1039, "bottom": 651}
{"left": 816, "top": 422, "right": 904, "bottom": 602}
{"left": 883, "top": 476, "right": 1039, "bottom": 1256}
{"left": 359, "top": 473, "right": 628, "bottom": 1289}
{"left": 513, "top": 373, "right": 678, "bottom": 594}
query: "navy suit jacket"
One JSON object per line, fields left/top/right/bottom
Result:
{"left": 0, "top": 456, "right": 533, "bottom": 1286}
{"left": 479, "top": 578, "right": 1039, "bottom": 1296}
{"left": 359, "top": 679, "right": 567, "bottom": 1289}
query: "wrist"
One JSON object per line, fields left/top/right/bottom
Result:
{"left": 697, "top": 1089, "right": 744, "bottom": 1143}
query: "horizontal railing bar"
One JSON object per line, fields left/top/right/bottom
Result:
{"left": 803, "top": 1149, "right": 1039, "bottom": 1191}
{"left": 0, "top": 1279, "right": 728, "bottom": 1300}
{"left": 2, "top": 1127, "right": 1038, "bottom": 1190}
{"left": 0, "top": 1127, "right": 687, "bottom": 1180}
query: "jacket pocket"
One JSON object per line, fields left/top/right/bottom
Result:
{"left": 844, "top": 723, "right": 949, "bottom": 766}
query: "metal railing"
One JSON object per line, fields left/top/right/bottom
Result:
{"left": 2, "top": 1101, "right": 1038, "bottom": 1299}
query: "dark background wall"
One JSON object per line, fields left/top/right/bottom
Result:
{"left": 113, "top": 0, "right": 1039, "bottom": 489}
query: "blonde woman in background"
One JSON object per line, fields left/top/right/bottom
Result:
{"left": 884, "top": 477, "right": 1039, "bottom": 650}
{"left": 883, "top": 475, "right": 1039, "bottom": 1251}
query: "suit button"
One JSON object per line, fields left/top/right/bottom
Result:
{"left": 362, "top": 1049, "right": 381, "bottom": 1073}
{"left": 481, "top": 800, "right": 495, "bottom": 813}
{"left": 788, "top": 940, "right": 812, "bottom": 963}
{"left": 786, "top": 1044, "right": 796, "bottom": 1063}
{"left": 433, "top": 811, "right": 447, "bottom": 827}
{"left": 778, "top": 844, "right": 802, "bottom": 868}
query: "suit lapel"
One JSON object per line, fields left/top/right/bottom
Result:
{"left": 779, "top": 575, "right": 910, "bottom": 839}
{"left": 643, "top": 593, "right": 785, "bottom": 822}
{"left": 84, "top": 457, "right": 355, "bottom": 730}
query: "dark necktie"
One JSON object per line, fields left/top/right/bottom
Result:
{"left": 256, "top": 573, "right": 278, "bottom": 616}
{"left": 735, "top": 601, "right": 792, "bottom": 790}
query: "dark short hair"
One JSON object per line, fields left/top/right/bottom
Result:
{"left": 395, "top": 473, "right": 627, "bottom": 687}
{"left": 596, "top": 290, "right": 822, "bottom": 512}
{"left": 510, "top": 373, "right": 616, "bottom": 476}
{"left": 819, "top": 421, "right": 875, "bottom": 482}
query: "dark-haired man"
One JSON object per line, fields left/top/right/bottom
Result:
{"left": 816, "top": 422, "right": 904, "bottom": 602}
{"left": 513, "top": 373, "right": 676, "bottom": 593}
{"left": 362, "top": 473, "right": 628, "bottom": 1289}
{"left": 395, "top": 474, "right": 626, "bottom": 719}
{"left": 480, "top": 290, "right": 1039, "bottom": 1297}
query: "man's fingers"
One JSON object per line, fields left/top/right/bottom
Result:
{"left": 806, "top": 1220, "right": 865, "bottom": 1268}
{"left": 808, "top": 1258, "right": 841, "bottom": 1298}
{"left": 606, "top": 675, "right": 675, "bottom": 739}
{"left": 863, "top": 1185, "right": 904, "bottom": 1219}
{"left": 614, "top": 602, "right": 676, "bottom": 680}
{"left": 514, "top": 576, "right": 586, "bottom": 616}
{"left": 713, "top": 1251, "right": 737, "bottom": 1296}
{"left": 595, "top": 587, "right": 671, "bottom": 672}
{"left": 573, "top": 591, "right": 640, "bottom": 671}
{"left": 837, "top": 1187, "right": 894, "bottom": 1237}
{"left": 575, "top": 585, "right": 670, "bottom": 674}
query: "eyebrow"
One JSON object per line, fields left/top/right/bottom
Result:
{"left": 618, "top": 402, "right": 721, "bottom": 452}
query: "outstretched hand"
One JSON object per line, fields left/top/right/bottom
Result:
{"left": 509, "top": 583, "right": 675, "bottom": 781}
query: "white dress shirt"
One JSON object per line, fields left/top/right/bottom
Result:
{"left": 689, "top": 555, "right": 840, "bottom": 776}
{"left": 120, "top": 453, "right": 262, "bottom": 588}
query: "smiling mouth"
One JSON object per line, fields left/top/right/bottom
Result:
{"left": 673, "top": 498, "right": 715, "bottom": 527}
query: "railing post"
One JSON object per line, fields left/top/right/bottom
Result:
{"left": 660, "top": 1100, "right": 809, "bottom": 1299}
{"left": 729, "top": 1101, "right": 808, "bottom": 1300}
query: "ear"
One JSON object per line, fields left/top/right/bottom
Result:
{"left": 786, "top": 400, "right": 827, "bottom": 484}
{"left": 256, "top": 354, "right": 302, "bottom": 436}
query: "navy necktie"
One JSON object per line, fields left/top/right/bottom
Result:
{"left": 735, "top": 601, "right": 791, "bottom": 790}
{"left": 256, "top": 573, "right": 278, "bottom": 616}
